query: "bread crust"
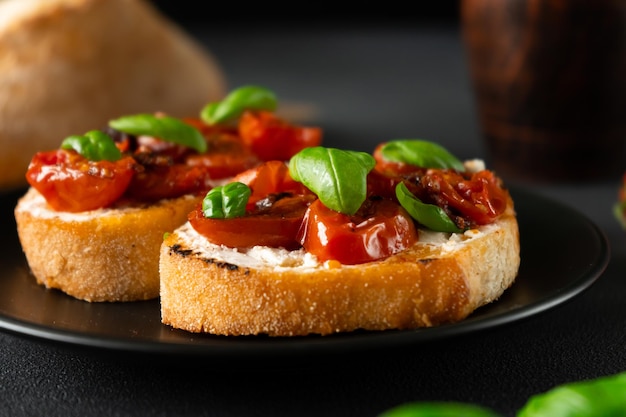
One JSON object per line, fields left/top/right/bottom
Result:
{"left": 0, "top": 0, "right": 226, "bottom": 191}
{"left": 159, "top": 198, "right": 520, "bottom": 336}
{"left": 15, "top": 187, "right": 201, "bottom": 302}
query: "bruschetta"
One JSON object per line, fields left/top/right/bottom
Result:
{"left": 159, "top": 140, "right": 520, "bottom": 336}
{"left": 15, "top": 86, "right": 323, "bottom": 302}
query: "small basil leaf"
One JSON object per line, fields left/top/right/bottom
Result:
{"left": 289, "top": 146, "right": 375, "bottom": 215}
{"left": 200, "top": 85, "right": 278, "bottom": 125}
{"left": 378, "top": 401, "right": 503, "bottom": 417}
{"left": 109, "top": 114, "right": 207, "bottom": 153}
{"left": 200, "top": 103, "right": 220, "bottom": 124}
{"left": 202, "top": 182, "right": 251, "bottom": 219}
{"left": 518, "top": 371, "right": 626, "bottom": 417}
{"left": 381, "top": 139, "right": 465, "bottom": 171}
{"left": 60, "top": 130, "right": 121, "bottom": 162}
{"left": 396, "top": 182, "right": 462, "bottom": 233}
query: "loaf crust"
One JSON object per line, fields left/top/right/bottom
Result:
{"left": 159, "top": 199, "right": 520, "bottom": 336}
{"left": 0, "top": 0, "right": 225, "bottom": 191}
{"left": 15, "top": 187, "right": 201, "bottom": 302}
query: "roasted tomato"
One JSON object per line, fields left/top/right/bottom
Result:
{"left": 231, "top": 160, "right": 312, "bottom": 209}
{"left": 185, "top": 129, "right": 260, "bottom": 180}
{"left": 188, "top": 194, "right": 316, "bottom": 250}
{"left": 189, "top": 161, "right": 315, "bottom": 248}
{"left": 127, "top": 124, "right": 261, "bottom": 200}
{"left": 366, "top": 168, "right": 406, "bottom": 200}
{"left": 372, "top": 142, "right": 423, "bottom": 176}
{"left": 418, "top": 169, "right": 509, "bottom": 227}
{"left": 238, "top": 110, "right": 322, "bottom": 161}
{"left": 26, "top": 149, "right": 136, "bottom": 212}
{"left": 123, "top": 162, "right": 213, "bottom": 201}
{"left": 298, "top": 198, "right": 418, "bottom": 265}
{"left": 371, "top": 143, "right": 509, "bottom": 228}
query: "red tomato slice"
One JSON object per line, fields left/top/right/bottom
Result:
{"left": 26, "top": 150, "right": 136, "bottom": 212}
{"left": 298, "top": 198, "right": 418, "bottom": 265}
{"left": 238, "top": 110, "right": 322, "bottom": 161}
{"left": 188, "top": 194, "right": 315, "bottom": 250}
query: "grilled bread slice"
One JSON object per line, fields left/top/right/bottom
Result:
{"left": 15, "top": 187, "right": 201, "bottom": 302}
{"left": 159, "top": 196, "right": 519, "bottom": 336}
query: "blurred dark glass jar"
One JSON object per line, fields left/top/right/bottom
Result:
{"left": 461, "top": 0, "right": 626, "bottom": 183}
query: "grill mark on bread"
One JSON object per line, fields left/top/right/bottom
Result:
{"left": 168, "top": 244, "right": 194, "bottom": 258}
{"left": 202, "top": 258, "right": 244, "bottom": 273}
{"left": 167, "top": 243, "right": 245, "bottom": 273}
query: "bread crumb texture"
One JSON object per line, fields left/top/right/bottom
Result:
{"left": 15, "top": 188, "right": 200, "bottom": 302}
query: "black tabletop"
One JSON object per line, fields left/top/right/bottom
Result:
{"left": 1, "top": 11, "right": 625, "bottom": 417}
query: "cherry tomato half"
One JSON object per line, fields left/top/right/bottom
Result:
{"left": 231, "top": 160, "right": 312, "bottom": 210}
{"left": 420, "top": 169, "right": 509, "bottom": 225}
{"left": 124, "top": 163, "right": 214, "bottom": 201}
{"left": 298, "top": 198, "right": 418, "bottom": 265}
{"left": 238, "top": 110, "right": 322, "bottom": 161}
{"left": 188, "top": 194, "right": 315, "bottom": 250}
{"left": 26, "top": 150, "right": 136, "bottom": 212}
{"left": 185, "top": 130, "right": 261, "bottom": 180}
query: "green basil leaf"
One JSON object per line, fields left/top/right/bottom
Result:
{"left": 518, "top": 371, "right": 626, "bottom": 417}
{"left": 200, "top": 85, "right": 278, "bottom": 125}
{"left": 60, "top": 130, "right": 122, "bottom": 162}
{"left": 109, "top": 114, "right": 207, "bottom": 153}
{"left": 202, "top": 182, "right": 251, "bottom": 219}
{"left": 381, "top": 139, "right": 465, "bottom": 171}
{"left": 396, "top": 182, "right": 462, "bottom": 233}
{"left": 378, "top": 401, "right": 502, "bottom": 417}
{"left": 289, "top": 146, "right": 375, "bottom": 215}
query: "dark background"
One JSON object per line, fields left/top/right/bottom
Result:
{"left": 148, "top": 1, "right": 461, "bottom": 27}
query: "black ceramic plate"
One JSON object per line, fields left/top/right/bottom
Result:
{"left": 0, "top": 186, "right": 609, "bottom": 360}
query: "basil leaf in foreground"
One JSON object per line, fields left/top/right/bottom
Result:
{"left": 109, "top": 114, "right": 207, "bottom": 153}
{"left": 381, "top": 139, "right": 465, "bottom": 171}
{"left": 201, "top": 85, "right": 278, "bottom": 125}
{"left": 289, "top": 147, "right": 376, "bottom": 215}
{"left": 396, "top": 182, "right": 462, "bottom": 233}
{"left": 202, "top": 182, "right": 251, "bottom": 219}
{"left": 518, "top": 371, "right": 626, "bottom": 417}
{"left": 61, "top": 130, "right": 121, "bottom": 162}
{"left": 378, "top": 401, "right": 502, "bottom": 417}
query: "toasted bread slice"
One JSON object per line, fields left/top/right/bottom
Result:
{"left": 0, "top": 0, "right": 226, "bottom": 191}
{"left": 159, "top": 198, "right": 520, "bottom": 336}
{"left": 15, "top": 187, "right": 201, "bottom": 302}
